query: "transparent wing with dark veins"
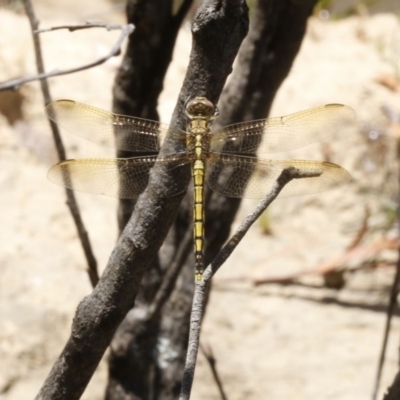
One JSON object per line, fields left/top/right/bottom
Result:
{"left": 207, "top": 154, "right": 351, "bottom": 199}
{"left": 46, "top": 100, "right": 187, "bottom": 153}
{"left": 48, "top": 154, "right": 190, "bottom": 199}
{"left": 210, "top": 104, "right": 355, "bottom": 154}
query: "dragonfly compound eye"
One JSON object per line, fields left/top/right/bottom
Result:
{"left": 185, "top": 97, "right": 215, "bottom": 118}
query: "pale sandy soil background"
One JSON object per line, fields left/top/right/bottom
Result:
{"left": 1, "top": 1, "right": 400, "bottom": 399}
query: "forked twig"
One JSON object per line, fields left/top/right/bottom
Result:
{"left": 0, "top": 20, "right": 134, "bottom": 91}
{"left": 179, "top": 167, "right": 321, "bottom": 400}
{"left": 22, "top": 0, "right": 100, "bottom": 286}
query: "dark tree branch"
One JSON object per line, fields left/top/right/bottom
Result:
{"left": 21, "top": 0, "right": 99, "bottom": 287}
{"left": 35, "top": 1, "right": 248, "bottom": 399}
{"left": 0, "top": 22, "right": 133, "bottom": 91}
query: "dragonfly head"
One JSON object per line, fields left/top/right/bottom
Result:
{"left": 185, "top": 97, "right": 219, "bottom": 120}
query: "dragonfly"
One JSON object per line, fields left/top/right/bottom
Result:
{"left": 46, "top": 97, "right": 354, "bottom": 281}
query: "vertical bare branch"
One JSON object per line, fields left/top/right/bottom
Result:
{"left": 21, "top": 0, "right": 99, "bottom": 287}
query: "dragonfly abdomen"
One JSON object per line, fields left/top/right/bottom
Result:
{"left": 186, "top": 97, "right": 216, "bottom": 282}
{"left": 192, "top": 158, "right": 206, "bottom": 281}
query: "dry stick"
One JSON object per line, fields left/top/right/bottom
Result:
{"left": 36, "top": 21, "right": 124, "bottom": 33}
{"left": 200, "top": 343, "right": 228, "bottom": 400}
{"left": 372, "top": 246, "right": 400, "bottom": 400}
{"left": 179, "top": 167, "right": 321, "bottom": 400}
{"left": 0, "top": 21, "right": 134, "bottom": 91}
{"left": 21, "top": 0, "right": 114, "bottom": 287}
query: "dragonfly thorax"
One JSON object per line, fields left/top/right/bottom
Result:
{"left": 186, "top": 130, "right": 211, "bottom": 160}
{"left": 185, "top": 97, "right": 216, "bottom": 160}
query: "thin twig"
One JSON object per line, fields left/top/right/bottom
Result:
{"left": 200, "top": 343, "right": 228, "bottom": 400}
{"left": 22, "top": 0, "right": 99, "bottom": 287}
{"left": 0, "top": 21, "right": 134, "bottom": 91}
{"left": 179, "top": 167, "right": 320, "bottom": 400}
{"left": 36, "top": 21, "right": 124, "bottom": 33}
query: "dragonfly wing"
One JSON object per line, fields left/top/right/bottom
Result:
{"left": 48, "top": 154, "right": 190, "bottom": 199}
{"left": 210, "top": 104, "right": 355, "bottom": 154}
{"left": 46, "top": 100, "right": 187, "bottom": 152}
{"left": 207, "top": 154, "right": 351, "bottom": 199}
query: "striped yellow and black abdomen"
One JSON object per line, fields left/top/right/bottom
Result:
{"left": 185, "top": 97, "right": 216, "bottom": 282}
{"left": 192, "top": 156, "right": 206, "bottom": 281}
